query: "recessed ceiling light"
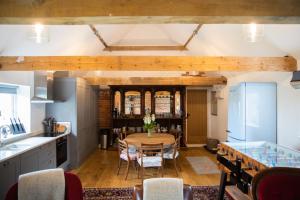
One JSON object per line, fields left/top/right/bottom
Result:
{"left": 243, "top": 23, "right": 264, "bottom": 43}
{"left": 28, "top": 23, "right": 49, "bottom": 44}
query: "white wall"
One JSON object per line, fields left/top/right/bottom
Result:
{"left": 210, "top": 72, "right": 300, "bottom": 151}
{"left": 0, "top": 71, "right": 45, "bottom": 132}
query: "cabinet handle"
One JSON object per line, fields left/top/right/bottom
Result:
{"left": 3, "top": 161, "right": 9, "bottom": 167}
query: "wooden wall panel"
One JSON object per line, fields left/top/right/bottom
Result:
{"left": 98, "top": 89, "right": 112, "bottom": 128}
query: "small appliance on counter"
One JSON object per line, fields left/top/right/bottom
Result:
{"left": 43, "top": 117, "right": 71, "bottom": 137}
{"left": 43, "top": 117, "right": 56, "bottom": 137}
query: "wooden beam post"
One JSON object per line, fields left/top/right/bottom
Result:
{"left": 0, "top": 56, "right": 296, "bottom": 72}
{"left": 1, "top": 0, "right": 300, "bottom": 24}
{"left": 85, "top": 76, "right": 228, "bottom": 86}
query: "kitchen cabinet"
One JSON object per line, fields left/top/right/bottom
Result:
{"left": 0, "top": 140, "right": 58, "bottom": 199}
{"left": 20, "top": 148, "right": 39, "bottom": 174}
{"left": 0, "top": 157, "right": 20, "bottom": 199}
{"left": 46, "top": 77, "right": 98, "bottom": 167}
{"left": 38, "top": 141, "right": 56, "bottom": 170}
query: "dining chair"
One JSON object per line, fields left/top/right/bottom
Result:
{"left": 161, "top": 136, "right": 181, "bottom": 176}
{"left": 117, "top": 131, "right": 127, "bottom": 140}
{"left": 6, "top": 172, "right": 83, "bottom": 200}
{"left": 137, "top": 143, "right": 164, "bottom": 180}
{"left": 133, "top": 178, "right": 193, "bottom": 200}
{"left": 117, "top": 139, "right": 137, "bottom": 180}
{"left": 251, "top": 167, "right": 300, "bottom": 200}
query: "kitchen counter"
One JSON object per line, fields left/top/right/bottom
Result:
{"left": 0, "top": 133, "right": 69, "bottom": 163}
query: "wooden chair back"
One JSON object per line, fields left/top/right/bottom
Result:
{"left": 138, "top": 143, "right": 164, "bottom": 166}
{"left": 175, "top": 136, "right": 181, "bottom": 150}
{"left": 169, "top": 136, "right": 181, "bottom": 159}
{"left": 118, "top": 139, "right": 129, "bottom": 156}
{"left": 117, "top": 132, "right": 127, "bottom": 140}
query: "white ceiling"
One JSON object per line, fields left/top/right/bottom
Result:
{"left": 0, "top": 24, "right": 299, "bottom": 77}
{"left": 1, "top": 24, "right": 300, "bottom": 58}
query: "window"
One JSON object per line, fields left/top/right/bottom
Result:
{"left": 0, "top": 85, "right": 18, "bottom": 138}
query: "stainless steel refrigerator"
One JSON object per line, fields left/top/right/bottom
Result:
{"left": 227, "top": 82, "right": 277, "bottom": 143}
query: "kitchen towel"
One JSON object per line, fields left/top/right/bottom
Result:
{"left": 18, "top": 168, "right": 65, "bottom": 200}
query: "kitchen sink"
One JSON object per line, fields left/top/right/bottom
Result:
{"left": 0, "top": 144, "right": 31, "bottom": 151}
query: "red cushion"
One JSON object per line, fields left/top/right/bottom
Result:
{"left": 5, "top": 172, "right": 83, "bottom": 200}
{"left": 257, "top": 174, "right": 300, "bottom": 200}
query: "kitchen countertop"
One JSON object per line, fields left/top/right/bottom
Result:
{"left": 0, "top": 132, "right": 69, "bottom": 163}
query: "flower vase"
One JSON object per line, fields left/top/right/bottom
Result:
{"left": 147, "top": 129, "right": 152, "bottom": 137}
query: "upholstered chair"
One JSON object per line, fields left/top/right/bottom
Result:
{"left": 133, "top": 178, "right": 193, "bottom": 200}
{"left": 117, "top": 139, "right": 137, "bottom": 180}
{"left": 5, "top": 172, "right": 83, "bottom": 200}
{"left": 251, "top": 167, "right": 300, "bottom": 200}
{"left": 137, "top": 143, "right": 164, "bottom": 180}
{"left": 160, "top": 136, "right": 181, "bottom": 176}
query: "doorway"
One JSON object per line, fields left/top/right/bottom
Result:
{"left": 186, "top": 89, "right": 207, "bottom": 145}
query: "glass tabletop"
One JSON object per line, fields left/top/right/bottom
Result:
{"left": 223, "top": 141, "right": 300, "bottom": 168}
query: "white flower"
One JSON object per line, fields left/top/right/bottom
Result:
{"left": 151, "top": 114, "right": 155, "bottom": 121}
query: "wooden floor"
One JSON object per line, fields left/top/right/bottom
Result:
{"left": 72, "top": 147, "right": 221, "bottom": 188}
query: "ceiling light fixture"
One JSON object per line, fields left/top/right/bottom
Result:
{"left": 243, "top": 23, "right": 264, "bottom": 43}
{"left": 28, "top": 23, "right": 49, "bottom": 44}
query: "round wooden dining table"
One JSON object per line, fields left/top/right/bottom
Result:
{"left": 124, "top": 133, "right": 175, "bottom": 148}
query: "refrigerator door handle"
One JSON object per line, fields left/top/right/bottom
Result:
{"left": 228, "top": 136, "right": 246, "bottom": 141}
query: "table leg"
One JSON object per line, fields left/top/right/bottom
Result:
{"left": 218, "top": 170, "right": 227, "bottom": 200}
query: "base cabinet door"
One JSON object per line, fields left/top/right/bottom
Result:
{"left": 20, "top": 149, "right": 39, "bottom": 175}
{"left": 0, "top": 157, "right": 20, "bottom": 200}
{"left": 38, "top": 141, "right": 57, "bottom": 170}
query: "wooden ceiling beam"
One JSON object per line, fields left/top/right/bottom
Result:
{"left": 103, "top": 46, "right": 187, "bottom": 51}
{"left": 90, "top": 24, "right": 201, "bottom": 51}
{"left": 85, "top": 76, "right": 227, "bottom": 86}
{"left": 0, "top": 0, "right": 300, "bottom": 24}
{"left": 0, "top": 56, "right": 296, "bottom": 72}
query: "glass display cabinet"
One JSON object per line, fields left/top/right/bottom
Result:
{"left": 110, "top": 86, "right": 186, "bottom": 146}
{"left": 144, "top": 91, "right": 152, "bottom": 114}
{"left": 124, "top": 91, "right": 141, "bottom": 115}
{"left": 154, "top": 91, "right": 171, "bottom": 116}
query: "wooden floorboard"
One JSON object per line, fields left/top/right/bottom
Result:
{"left": 72, "top": 147, "right": 221, "bottom": 188}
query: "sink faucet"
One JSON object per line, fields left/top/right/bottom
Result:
{"left": 0, "top": 125, "right": 11, "bottom": 147}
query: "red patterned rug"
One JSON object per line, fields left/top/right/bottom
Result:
{"left": 83, "top": 186, "right": 234, "bottom": 200}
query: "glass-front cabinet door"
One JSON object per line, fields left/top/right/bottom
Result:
{"left": 175, "top": 91, "right": 181, "bottom": 117}
{"left": 114, "top": 91, "right": 121, "bottom": 113}
{"left": 154, "top": 91, "right": 171, "bottom": 116}
{"left": 144, "top": 91, "right": 151, "bottom": 114}
{"left": 125, "top": 91, "right": 141, "bottom": 115}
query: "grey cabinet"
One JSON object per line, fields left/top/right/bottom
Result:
{"left": 20, "top": 142, "right": 56, "bottom": 174}
{"left": 0, "top": 157, "right": 20, "bottom": 199}
{"left": 0, "top": 141, "right": 57, "bottom": 199}
{"left": 20, "top": 148, "right": 39, "bottom": 175}
{"left": 38, "top": 141, "right": 56, "bottom": 170}
{"left": 47, "top": 77, "right": 98, "bottom": 167}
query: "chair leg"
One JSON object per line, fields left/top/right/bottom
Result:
{"left": 125, "top": 161, "right": 130, "bottom": 180}
{"left": 132, "top": 160, "right": 137, "bottom": 170}
{"left": 137, "top": 165, "right": 140, "bottom": 178}
{"left": 141, "top": 167, "right": 144, "bottom": 181}
{"left": 174, "top": 159, "right": 179, "bottom": 176}
{"left": 117, "top": 159, "right": 122, "bottom": 175}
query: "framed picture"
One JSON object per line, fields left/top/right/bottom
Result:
{"left": 211, "top": 91, "right": 218, "bottom": 116}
